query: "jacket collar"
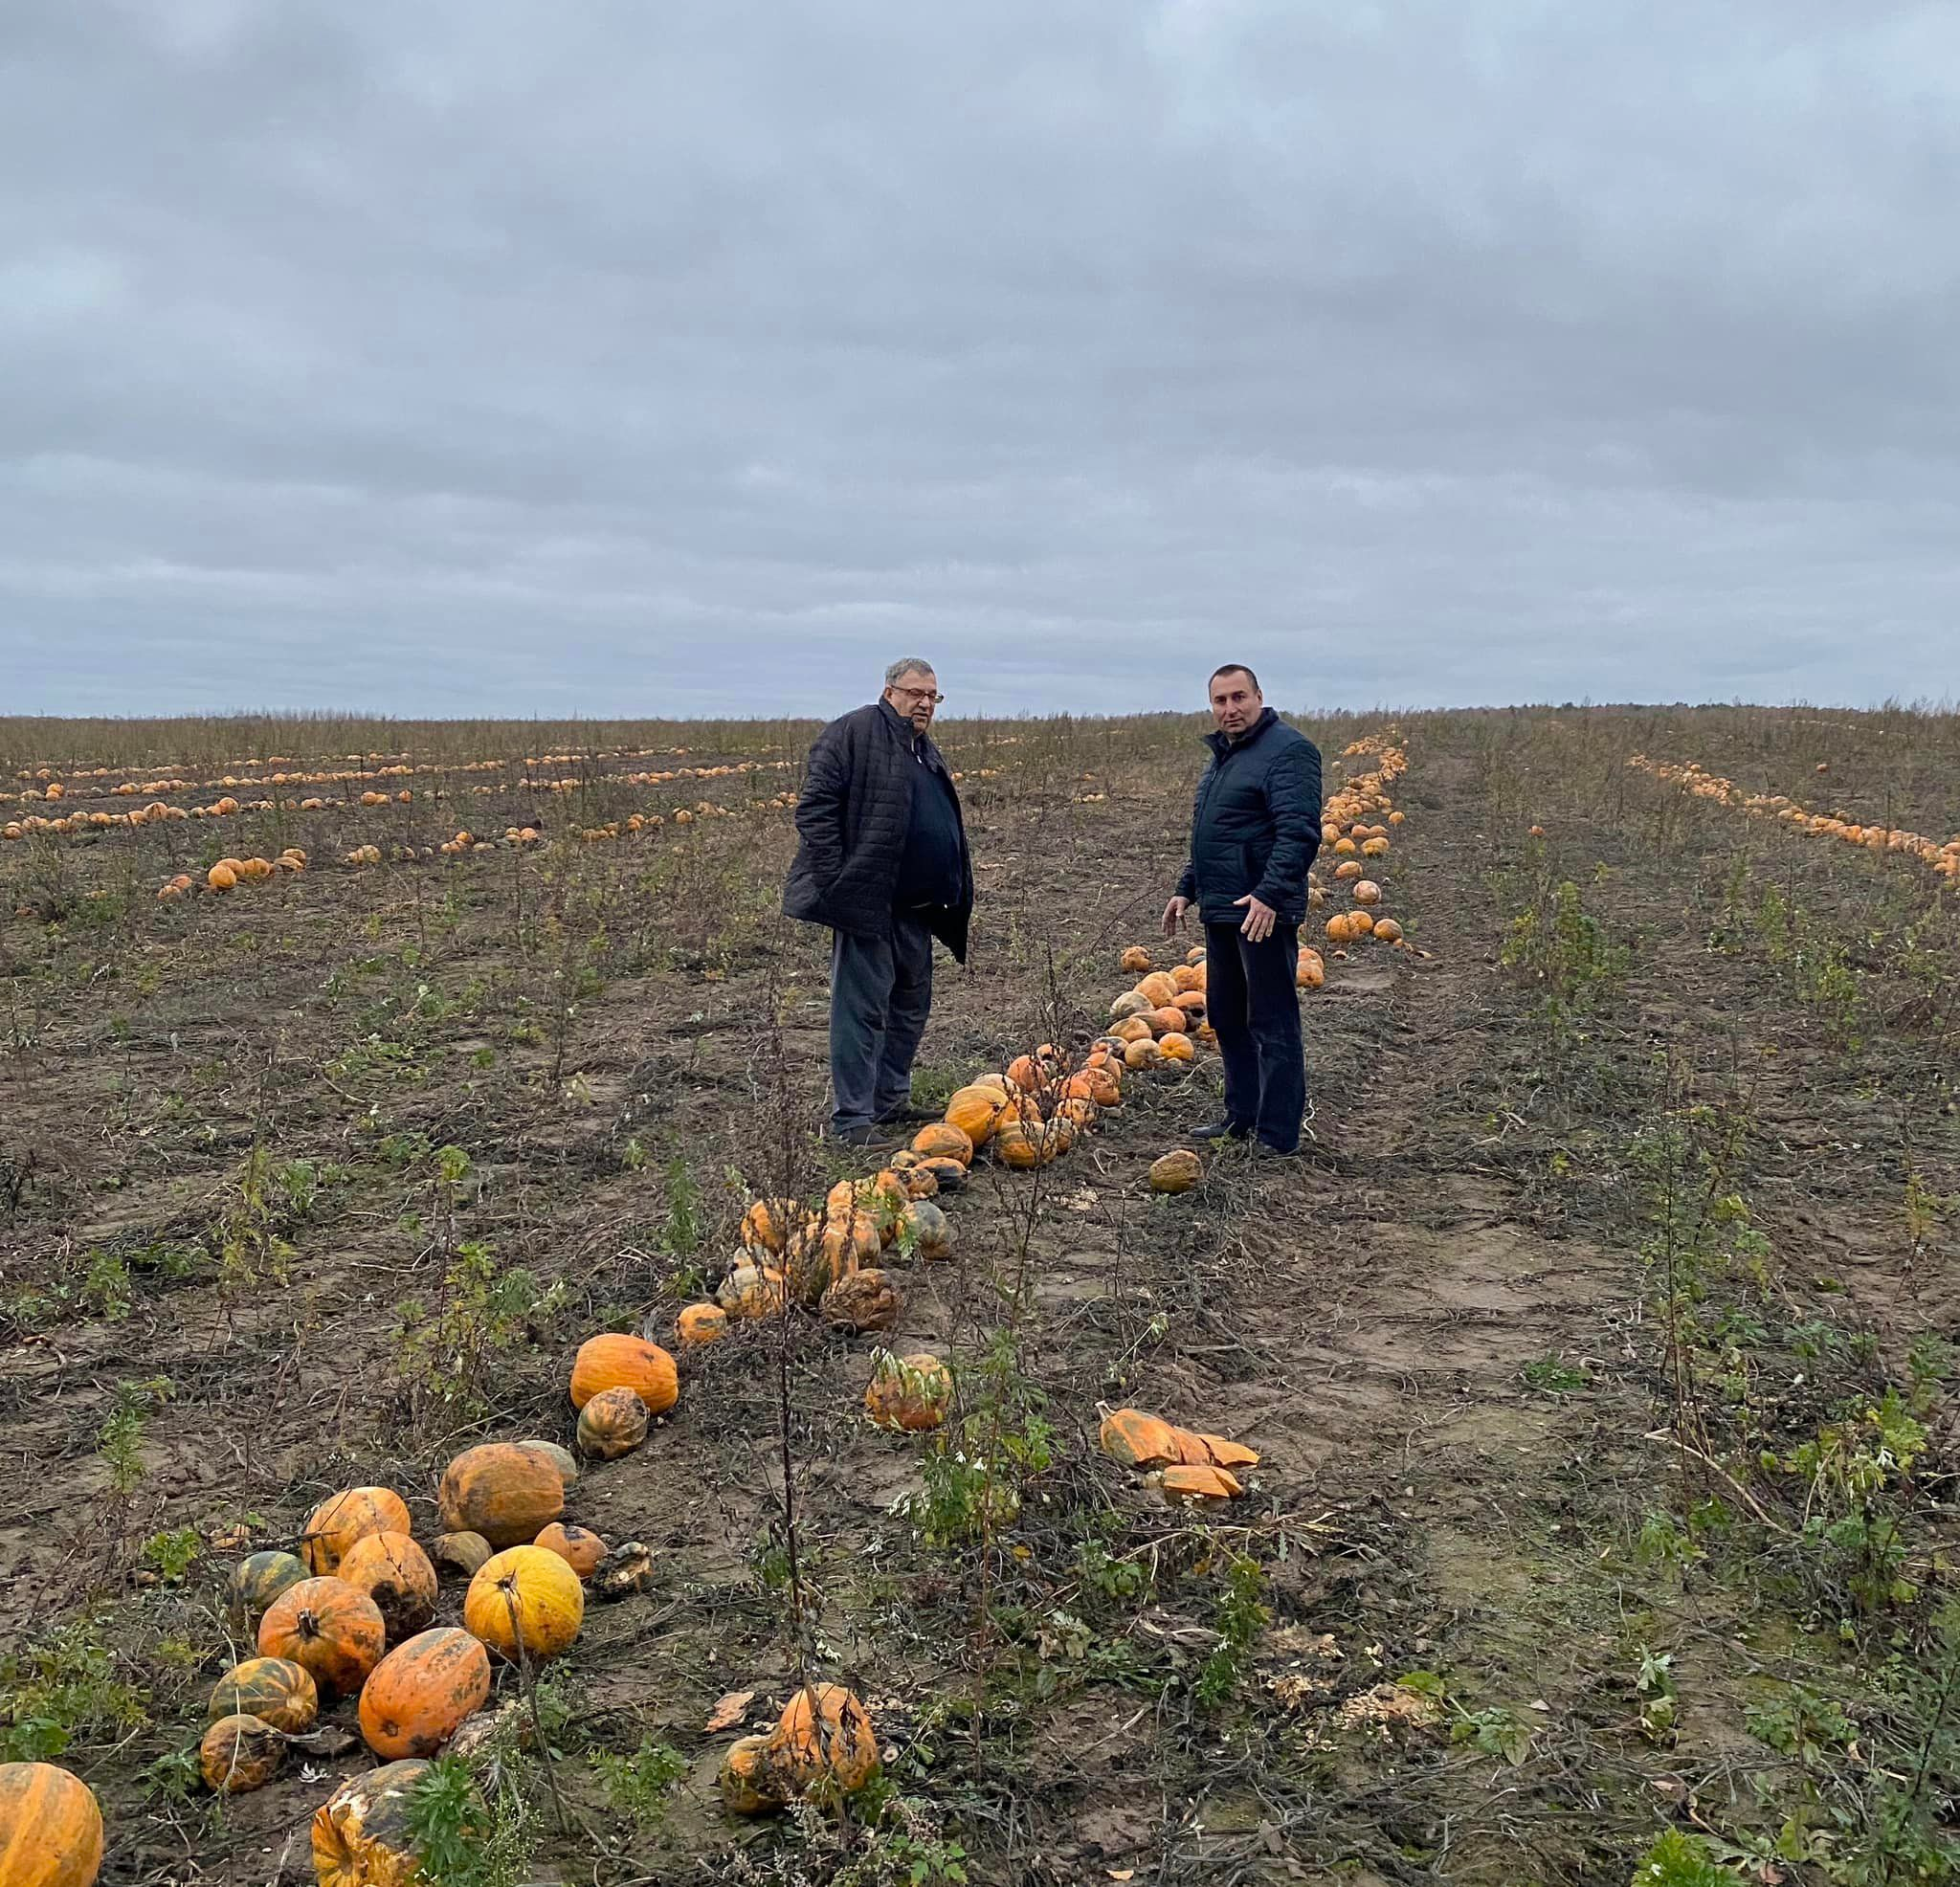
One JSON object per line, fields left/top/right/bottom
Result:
{"left": 1204, "top": 704, "right": 1279, "bottom": 761}
{"left": 877, "top": 696, "right": 942, "bottom": 766}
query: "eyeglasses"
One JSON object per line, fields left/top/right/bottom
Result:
{"left": 890, "top": 686, "right": 946, "bottom": 704}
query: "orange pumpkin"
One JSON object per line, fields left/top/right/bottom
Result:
{"left": 534, "top": 1522, "right": 608, "bottom": 1578}
{"left": 1063, "top": 1065, "right": 1122, "bottom": 1108}
{"left": 301, "top": 1485, "right": 412, "bottom": 1576}
{"left": 1373, "top": 917, "right": 1404, "bottom": 944}
{"left": 1145, "top": 1006, "right": 1187, "bottom": 1035}
{"left": 568, "top": 1333, "right": 679, "bottom": 1414}
{"left": 1119, "top": 945, "right": 1153, "bottom": 973}
{"left": 768, "top": 1684, "right": 880, "bottom": 1795}
{"left": 1005, "top": 1053, "right": 1051, "bottom": 1094}
{"left": 1352, "top": 879, "right": 1381, "bottom": 905}
{"left": 916, "top": 1156, "right": 968, "bottom": 1194}
{"left": 1157, "top": 1032, "right": 1194, "bottom": 1063}
{"left": 739, "top": 1198, "right": 797, "bottom": 1254}
{"left": 677, "top": 1301, "right": 729, "bottom": 1347}
{"left": 464, "top": 1544, "right": 585, "bottom": 1662}
{"left": 437, "top": 1443, "right": 565, "bottom": 1548}
{"left": 910, "top": 1121, "right": 973, "bottom": 1165}
{"left": 1123, "top": 1037, "right": 1163, "bottom": 1072}
{"left": 208, "top": 1655, "right": 317, "bottom": 1732}
{"left": 1334, "top": 858, "right": 1363, "bottom": 880}
{"left": 719, "top": 1734, "right": 787, "bottom": 1814}
{"left": 576, "top": 1385, "right": 650, "bottom": 1459}
{"left": 0, "top": 1762, "right": 104, "bottom": 1887}
{"left": 337, "top": 1531, "right": 438, "bottom": 1642}
{"left": 358, "top": 1627, "right": 493, "bottom": 1760}
{"left": 864, "top": 1352, "right": 954, "bottom": 1432}
{"left": 1099, "top": 1408, "right": 1185, "bottom": 1468}
{"left": 313, "top": 1759, "right": 431, "bottom": 1887}
{"left": 1110, "top": 1015, "right": 1152, "bottom": 1044}
{"left": 206, "top": 863, "right": 237, "bottom": 891}
{"left": 821, "top": 1268, "right": 901, "bottom": 1333}
{"left": 1134, "top": 971, "right": 1178, "bottom": 1008}
{"left": 200, "top": 1714, "right": 284, "bottom": 1794}
{"left": 944, "top": 1085, "right": 1008, "bottom": 1145}
{"left": 256, "top": 1576, "right": 386, "bottom": 1698}
{"left": 1149, "top": 1462, "right": 1243, "bottom": 1506}
{"left": 1296, "top": 949, "right": 1325, "bottom": 989}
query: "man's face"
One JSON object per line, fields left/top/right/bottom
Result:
{"left": 884, "top": 670, "right": 940, "bottom": 732}
{"left": 1209, "top": 670, "right": 1261, "bottom": 738}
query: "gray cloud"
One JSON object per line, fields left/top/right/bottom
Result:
{"left": 5, "top": 0, "right": 1958, "bottom": 716}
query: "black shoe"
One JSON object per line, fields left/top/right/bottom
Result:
{"left": 833, "top": 1124, "right": 901, "bottom": 1151}
{"left": 1192, "top": 1119, "right": 1251, "bottom": 1142}
{"left": 1252, "top": 1140, "right": 1300, "bottom": 1160}
{"left": 875, "top": 1103, "right": 937, "bottom": 1125}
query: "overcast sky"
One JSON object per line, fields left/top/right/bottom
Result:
{"left": 5, "top": 1, "right": 1958, "bottom": 718}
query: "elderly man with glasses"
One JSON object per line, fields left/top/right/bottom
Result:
{"left": 784, "top": 658, "right": 974, "bottom": 1147}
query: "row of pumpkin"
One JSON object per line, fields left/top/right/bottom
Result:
{"left": 1628, "top": 753, "right": 1960, "bottom": 883}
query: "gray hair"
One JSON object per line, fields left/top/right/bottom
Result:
{"left": 883, "top": 656, "right": 936, "bottom": 687}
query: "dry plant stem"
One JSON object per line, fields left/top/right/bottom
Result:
{"left": 753, "top": 913, "right": 817, "bottom": 1685}
{"left": 501, "top": 1580, "right": 571, "bottom": 1840}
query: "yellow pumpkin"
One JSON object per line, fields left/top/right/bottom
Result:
{"left": 464, "top": 1544, "right": 585, "bottom": 1662}
{"left": 945, "top": 1085, "right": 1008, "bottom": 1146}
{"left": 910, "top": 1121, "right": 973, "bottom": 1165}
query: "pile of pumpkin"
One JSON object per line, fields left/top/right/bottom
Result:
{"left": 197, "top": 1445, "right": 610, "bottom": 1805}
{"left": 676, "top": 1158, "right": 960, "bottom": 1344}
{"left": 159, "top": 850, "right": 309, "bottom": 899}
{"left": 181, "top": 1331, "right": 690, "bottom": 1873}
{"left": 1628, "top": 753, "right": 1960, "bottom": 884}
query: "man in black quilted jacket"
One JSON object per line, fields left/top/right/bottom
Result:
{"left": 1162, "top": 665, "right": 1323, "bottom": 1156}
{"left": 784, "top": 659, "right": 973, "bottom": 1148}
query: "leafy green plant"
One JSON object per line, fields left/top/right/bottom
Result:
{"left": 1631, "top": 1828, "right": 1739, "bottom": 1886}
{"left": 0, "top": 1622, "right": 147, "bottom": 1762}
{"left": 394, "top": 1241, "right": 564, "bottom": 1423}
{"left": 407, "top": 1752, "right": 537, "bottom": 1887}
{"left": 589, "top": 1735, "right": 688, "bottom": 1834}
{"left": 1192, "top": 1551, "right": 1268, "bottom": 1707}
{"left": 140, "top": 1527, "right": 201, "bottom": 1583}
{"left": 98, "top": 1376, "right": 172, "bottom": 1497}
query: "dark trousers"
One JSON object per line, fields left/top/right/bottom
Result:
{"left": 1203, "top": 920, "right": 1306, "bottom": 1151}
{"left": 830, "top": 913, "right": 935, "bottom": 1130}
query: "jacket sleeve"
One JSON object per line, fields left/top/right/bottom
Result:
{"left": 793, "top": 719, "right": 852, "bottom": 885}
{"left": 1253, "top": 743, "right": 1322, "bottom": 909}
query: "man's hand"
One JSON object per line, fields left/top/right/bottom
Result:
{"left": 1162, "top": 895, "right": 1190, "bottom": 938}
{"left": 1235, "top": 893, "right": 1277, "bottom": 943}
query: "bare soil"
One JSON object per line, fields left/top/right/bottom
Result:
{"left": 2, "top": 704, "right": 1957, "bottom": 1886}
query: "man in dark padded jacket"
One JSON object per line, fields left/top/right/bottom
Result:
{"left": 784, "top": 658, "right": 974, "bottom": 1148}
{"left": 1162, "top": 664, "right": 1323, "bottom": 1156}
